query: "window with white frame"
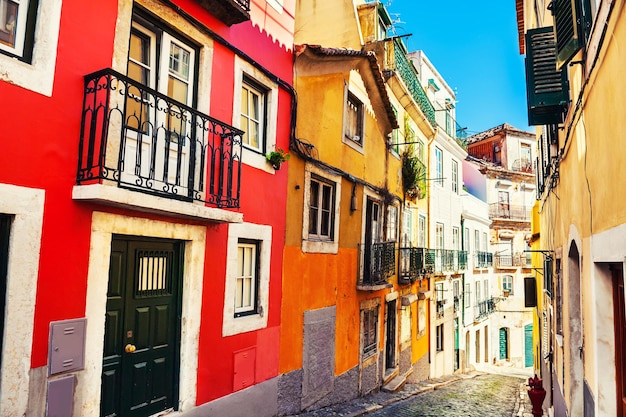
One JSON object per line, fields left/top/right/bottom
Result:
{"left": 0, "top": 0, "right": 37, "bottom": 60}
{"left": 418, "top": 214, "right": 426, "bottom": 247}
{"left": 475, "top": 281, "right": 481, "bottom": 305}
{"left": 233, "top": 57, "right": 279, "bottom": 171}
{"left": 436, "top": 223, "right": 444, "bottom": 249}
{"left": 502, "top": 275, "right": 513, "bottom": 295}
{"left": 464, "top": 283, "right": 470, "bottom": 307}
{"left": 390, "top": 106, "right": 400, "bottom": 154}
{"left": 452, "top": 227, "right": 460, "bottom": 250}
{"left": 223, "top": 223, "right": 272, "bottom": 336}
{"left": 234, "top": 239, "right": 260, "bottom": 317}
{"left": 484, "top": 279, "right": 489, "bottom": 300}
{"left": 482, "top": 232, "right": 488, "bottom": 252}
{"left": 362, "top": 306, "right": 378, "bottom": 358}
{"left": 464, "top": 227, "right": 470, "bottom": 252}
{"left": 303, "top": 165, "right": 341, "bottom": 254}
{"left": 344, "top": 91, "right": 364, "bottom": 145}
{"left": 240, "top": 76, "right": 267, "bottom": 152}
{"left": 435, "top": 147, "right": 443, "bottom": 186}
{"left": 451, "top": 159, "right": 458, "bottom": 193}
{"left": 401, "top": 209, "right": 412, "bottom": 247}
{"left": 386, "top": 205, "right": 398, "bottom": 242}
{"left": 474, "top": 230, "right": 480, "bottom": 254}
{"left": 436, "top": 324, "right": 444, "bottom": 351}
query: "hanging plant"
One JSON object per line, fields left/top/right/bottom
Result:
{"left": 402, "top": 145, "right": 427, "bottom": 201}
{"left": 265, "top": 147, "right": 290, "bottom": 170}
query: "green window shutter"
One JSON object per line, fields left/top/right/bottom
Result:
{"left": 525, "top": 27, "right": 569, "bottom": 126}
{"left": 550, "top": 0, "right": 582, "bottom": 69}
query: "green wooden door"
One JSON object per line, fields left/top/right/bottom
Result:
{"left": 499, "top": 327, "right": 508, "bottom": 360}
{"left": 524, "top": 324, "right": 533, "bottom": 367}
{"left": 101, "top": 238, "right": 182, "bottom": 417}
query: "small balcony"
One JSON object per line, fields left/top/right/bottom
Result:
{"left": 196, "top": 0, "right": 251, "bottom": 26}
{"left": 358, "top": 241, "right": 396, "bottom": 290}
{"left": 398, "top": 247, "right": 432, "bottom": 284}
{"left": 77, "top": 69, "right": 243, "bottom": 209}
{"left": 494, "top": 253, "right": 533, "bottom": 269}
{"left": 489, "top": 203, "right": 531, "bottom": 222}
{"left": 474, "top": 297, "right": 498, "bottom": 322}
{"left": 474, "top": 251, "right": 493, "bottom": 269}
{"left": 433, "top": 249, "right": 467, "bottom": 274}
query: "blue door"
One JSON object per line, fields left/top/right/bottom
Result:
{"left": 524, "top": 324, "right": 534, "bottom": 367}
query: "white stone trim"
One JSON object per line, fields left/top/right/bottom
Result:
{"left": 222, "top": 222, "right": 272, "bottom": 336}
{"left": 0, "top": 184, "right": 44, "bottom": 417}
{"left": 0, "top": 0, "right": 62, "bottom": 96}
{"left": 75, "top": 213, "right": 206, "bottom": 416}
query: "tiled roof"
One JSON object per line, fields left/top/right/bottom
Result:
{"left": 294, "top": 44, "right": 399, "bottom": 130}
{"left": 466, "top": 123, "right": 534, "bottom": 144}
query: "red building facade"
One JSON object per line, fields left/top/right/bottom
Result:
{"left": 0, "top": 0, "right": 293, "bottom": 416}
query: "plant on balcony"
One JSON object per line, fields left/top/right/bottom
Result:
{"left": 402, "top": 146, "right": 426, "bottom": 201}
{"left": 265, "top": 147, "right": 290, "bottom": 170}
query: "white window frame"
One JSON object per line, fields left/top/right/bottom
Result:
{"left": 451, "top": 159, "right": 458, "bottom": 193}
{"left": 464, "top": 283, "right": 470, "bottom": 307}
{"left": 0, "top": 0, "right": 61, "bottom": 96}
{"left": 302, "top": 163, "right": 341, "bottom": 254}
{"left": 435, "top": 222, "right": 444, "bottom": 249}
{"left": 401, "top": 208, "right": 412, "bottom": 247}
{"left": 233, "top": 56, "right": 279, "bottom": 172}
{"left": 0, "top": 0, "right": 31, "bottom": 58}
{"left": 452, "top": 226, "right": 460, "bottom": 250}
{"left": 234, "top": 240, "right": 259, "bottom": 316}
{"left": 502, "top": 275, "right": 513, "bottom": 295}
{"left": 434, "top": 147, "right": 443, "bottom": 187}
{"left": 344, "top": 90, "right": 365, "bottom": 147}
{"left": 240, "top": 76, "right": 266, "bottom": 152}
{"left": 484, "top": 279, "right": 489, "bottom": 300}
{"left": 476, "top": 281, "right": 481, "bottom": 305}
{"left": 223, "top": 222, "right": 272, "bottom": 336}
{"left": 418, "top": 214, "right": 426, "bottom": 247}
{"left": 436, "top": 323, "right": 444, "bottom": 351}
{"left": 386, "top": 205, "right": 398, "bottom": 242}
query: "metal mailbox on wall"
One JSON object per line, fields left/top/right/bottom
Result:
{"left": 48, "top": 318, "right": 86, "bottom": 376}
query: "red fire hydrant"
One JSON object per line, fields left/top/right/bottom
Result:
{"left": 527, "top": 374, "right": 546, "bottom": 417}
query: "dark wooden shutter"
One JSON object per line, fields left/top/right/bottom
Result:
{"left": 525, "top": 276, "right": 538, "bottom": 308}
{"left": 550, "top": 0, "right": 582, "bottom": 68}
{"left": 525, "top": 27, "right": 569, "bottom": 126}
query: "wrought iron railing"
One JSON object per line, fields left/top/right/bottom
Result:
{"left": 474, "top": 297, "right": 498, "bottom": 321}
{"left": 494, "top": 253, "right": 533, "bottom": 269}
{"left": 77, "top": 69, "right": 243, "bottom": 208}
{"left": 433, "top": 249, "right": 467, "bottom": 274}
{"left": 398, "top": 247, "right": 466, "bottom": 281}
{"left": 489, "top": 203, "right": 531, "bottom": 221}
{"left": 474, "top": 251, "right": 493, "bottom": 268}
{"left": 392, "top": 39, "right": 436, "bottom": 127}
{"left": 233, "top": 0, "right": 251, "bottom": 11}
{"left": 359, "top": 241, "right": 396, "bottom": 286}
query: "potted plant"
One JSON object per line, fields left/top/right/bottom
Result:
{"left": 266, "top": 147, "right": 290, "bottom": 170}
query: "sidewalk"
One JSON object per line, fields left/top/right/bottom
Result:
{"left": 289, "top": 369, "right": 539, "bottom": 417}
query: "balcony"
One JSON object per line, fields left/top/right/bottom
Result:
{"left": 358, "top": 241, "right": 396, "bottom": 289}
{"left": 77, "top": 69, "right": 243, "bottom": 209}
{"left": 433, "top": 249, "right": 467, "bottom": 274}
{"left": 397, "top": 248, "right": 466, "bottom": 282}
{"left": 489, "top": 203, "right": 531, "bottom": 222}
{"left": 474, "top": 251, "right": 493, "bottom": 269}
{"left": 474, "top": 297, "right": 498, "bottom": 322}
{"left": 494, "top": 253, "right": 533, "bottom": 269}
{"left": 196, "top": 0, "right": 251, "bottom": 26}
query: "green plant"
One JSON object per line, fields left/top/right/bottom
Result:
{"left": 266, "top": 147, "right": 290, "bottom": 170}
{"left": 401, "top": 145, "right": 427, "bottom": 201}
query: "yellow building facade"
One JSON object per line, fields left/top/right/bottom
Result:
{"left": 517, "top": 1, "right": 626, "bottom": 415}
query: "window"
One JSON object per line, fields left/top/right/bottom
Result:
{"left": 418, "top": 215, "right": 426, "bottom": 247}
{"left": 464, "top": 283, "right": 470, "bottom": 307}
{"left": 223, "top": 223, "right": 272, "bottom": 336}
{"left": 303, "top": 165, "right": 341, "bottom": 254}
{"left": 390, "top": 106, "right": 400, "bottom": 154}
{"left": 386, "top": 205, "right": 398, "bottom": 242}
{"left": 416, "top": 140, "right": 425, "bottom": 163}
{"left": 451, "top": 160, "right": 458, "bottom": 193}
{"left": 502, "top": 275, "right": 513, "bottom": 295}
{"left": 435, "top": 147, "right": 443, "bottom": 186}
{"left": 452, "top": 227, "right": 460, "bottom": 250}
{"left": 484, "top": 279, "right": 489, "bottom": 300}
{"left": 435, "top": 223, "right": 444, "bottom": 249}
{"left": 0, "top": 0, "right": 37, "bottom": 60}
{"left": 482, "top": 232, "right": 488, "bottom": 252}
{"left": 464, "top": 227, "right": 470, "bottom": 252}
{"left": 233, "top": 56, "right": 279, "bottom": 171}
{"left": 362, "top": 307, "right": 378, "bottom": 358}
{"left": 401, "top": 209, "right": 412, "bottom": 246}
{"left": 234, "top": 240, "right": 260, "bottom": 317}
{"left": 474, "top": 230, "right": 480, "bottom": 254}
{"left": 436, "top": 324, "right": 444, "bottom": 351}
{"left": 308, "top": 175, "right": 335, "bottom": 241}
{"left": 476, "top": 281, "right": 481, "bottom": 304}
{"left": 240, "top": 76, "right": 267, "bottom": 152}
{"left": 521, "top": 143, "right": 532, "bottom": 167}
{"left": 267, "top": 0, "right": 283, "bottom": 13}
{"left": 345, "top": 91, "right": 364, "bottom": 145}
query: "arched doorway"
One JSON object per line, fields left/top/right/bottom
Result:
{"left": 567, "top": 242, "right": 583, "bottom": 415}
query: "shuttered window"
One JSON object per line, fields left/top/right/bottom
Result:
{"left": 525, "top": 27, "right": 569, "bottom": 126}
{"left": 550, "top": 0, "right": 581, "bottom": 68}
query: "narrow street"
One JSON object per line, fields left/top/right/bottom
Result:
{"left": 366, "top": 374, "right": 527, "bottom": 417}
{"left": 291, "top": 371, "right": 536, "bottom": 417}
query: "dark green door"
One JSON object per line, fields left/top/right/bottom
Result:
{"left": 499, "top": 327, "right": 509, "bottom": 360}
{"left": 101, "top": 238, "right": 182, "bottom": 417}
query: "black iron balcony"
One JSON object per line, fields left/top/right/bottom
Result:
{"left": 398, "top": 247, "right": 435, "bottom": 284}
{"left": 359, "top": 241, "right": 396, "bottom": 288}
{"left": 77, "top": 69, "right": 243, "bottom": 208}
{"left": 494, "top": 253, "right": 533, "bottom": 269}
{"left": 474, "top": 251, "right": 493, "bottom": 269}
{"left": 489, "top": 203, "right": 531, "bottom": 221}
{"left": 474, "top": 297, "right": 498, "bottom": 321}
{"left": 196, "top": 0, "right": 251, "bottom": 26}
{"left": 433, "top": 249, "right": 468, "bottom": 274}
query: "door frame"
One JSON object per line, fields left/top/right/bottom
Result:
{"left": 77, "top": 213, "right": 207, "bottom": 416}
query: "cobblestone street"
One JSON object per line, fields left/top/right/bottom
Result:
{"left": 290, "top": 370, "right": 538, "bottom": 417}
{"left": 366, "top": 374, "right": 527, "bottom": 417}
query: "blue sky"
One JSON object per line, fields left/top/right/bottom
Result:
{"left": 385, "top": 0, "right": 532, "bottom": 135}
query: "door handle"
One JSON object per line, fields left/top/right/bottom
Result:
{"left": 125, "top": 344, "right": 136, "bottom": 353}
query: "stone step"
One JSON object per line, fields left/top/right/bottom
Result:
{"left": 381, "top": 374, "right": 406, "bottom": 393}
